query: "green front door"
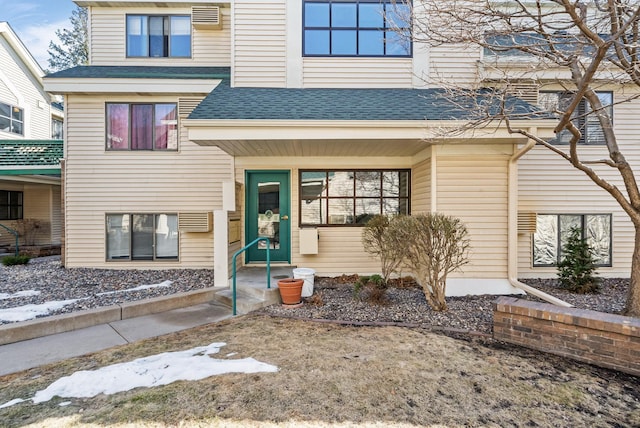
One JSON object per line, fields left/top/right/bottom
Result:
{"left": 246, "top": 171, "right": 290, "bottom": 262}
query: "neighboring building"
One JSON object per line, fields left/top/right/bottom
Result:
{"left": 0, "top": 22, "right": 64, "bottom": 249}
{"left": 43, "top": 1, "right": 633, "bottom": 294}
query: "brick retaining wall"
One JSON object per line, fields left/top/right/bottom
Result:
{"left": 493, "top": 297, "right": 640, "bottom": 377}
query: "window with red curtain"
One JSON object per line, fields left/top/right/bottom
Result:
{"left": 106, "top": 103, "right": 177, "bottom": 150}
{"left": 131, "top": 104, "right": 153, "bottom": 150}
{"left": 154, "top": 104, "right": 177, "bottom": 150}
{"left": 106, "top": 104, "right": 129, "bottom": 149}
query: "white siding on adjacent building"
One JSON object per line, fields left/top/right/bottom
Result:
{"left": 90, "top": 7, "right": 231, "bottom": 66}
{"left": 0, "top": 37, "right": 51, "bottom": 139}
{"left": 233, "top": 1, "right": 287, "bottom": 87}
{"left": 63, "top": 94, "right": 233, "bottom": 268}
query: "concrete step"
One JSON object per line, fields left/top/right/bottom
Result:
{"left": 213, "top": 287, "right": 280, "bottom": 314}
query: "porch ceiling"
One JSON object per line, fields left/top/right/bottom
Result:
{"left": 193, "top": 138, "right": 432, "bottom": 157}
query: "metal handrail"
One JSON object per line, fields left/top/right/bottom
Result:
{"left": 231, "top": 237, "right": 271, "bottom": 316}
{"left": 0, "top": 223, "right": 19, "bottom": 256}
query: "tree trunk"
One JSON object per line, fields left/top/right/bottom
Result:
{"left": 625, "top": 228, "right": 640, "bottom": 317}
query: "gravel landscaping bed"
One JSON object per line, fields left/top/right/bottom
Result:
{"left": 0, "top": 257, "right": 631, "bottom": 332}
{"left": 260, "top": 275, "right": 630, "bottom": 334}
{"left": 0, "top": 256, "right": 214, "bottom": 325}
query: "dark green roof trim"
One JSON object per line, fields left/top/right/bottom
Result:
{"left": 0, "top": 140, "right": 63, "bottom": 169}
{"left": 189, "top": 81, "right": 544, "bottom": 121}
{"left": 46, "top": 66, "right": 231, "bottom": 80}
{"left": 0, "top": 170, "right": 61, "bottom": 176}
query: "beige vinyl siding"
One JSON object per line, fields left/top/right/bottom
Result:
{"left": 436, "top": 154, "right": 510, "bottom": 278}
{"left": 51, "top": 185, "right": 62, "bottom": 244}
{"left": 517, "top": 90, "right": 640, "bottom": 278}
{"left": 411, "top": 156, "right": 431, "bottom": 213}
{"left": 302, "top": 58, "right": 413, "bottom": 88}
{"left": 234, "top": 156, "right": 412, "bottom": 275}
{"left": 90, "top": 7, "right": 231, "bottom": 66}
{"left": 429, "top": 44, "right": 481, "bottom": 87}
{"left": 233, "top": 1, "right": 287, "bottom": 87}
{"left": 518, "top": 147, "right": 634, "bottom": 278}
{"left": 0, "top": 37, "right": 51, "bottom": 139}
{"left": 63, "top": 94, "right": 233, "bottom": 268}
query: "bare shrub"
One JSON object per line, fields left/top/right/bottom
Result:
{"left": 12, "top": 219, "right": 50, "bottom": 246}
{"left": 353, "top": 274, "right": 389, "bottom": 305}
{"left": 361, "top": 215, "right": 404, "bottom": 284}
{"left": 388, "top": 214, "right": 470, "bottom": 311}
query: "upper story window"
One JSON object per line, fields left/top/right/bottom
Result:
{"left": 126, "top": 15, "right": 191, "bottom": 58}
{"left": 106, "top": 103, "right": 178, "bottom": 151}
{"left": 0, "top": 191, "right": 23, "bottom": 220}
{"left": 538, "top": 91, "right": 613, "bottom": 145}
{"left": 303, "top": 0, "right": 412, "bottom": 57}
{"left": 52, "top": 119, "right": 63, "bottom": 140}
{"left": 300, "top": 170, "right": 410, "bottom": 226}
{"left": 0, "top": 102, "right": 24, "bottom": 136}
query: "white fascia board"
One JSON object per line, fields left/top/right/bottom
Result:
{"left": 0, "top": 22, "right": 45, "bottom": 83}
{"left": 43, "top": 78, "right": 222, "bottom": 95}
{"left": 185, "top": 119, "right": 556, "bottom": 142}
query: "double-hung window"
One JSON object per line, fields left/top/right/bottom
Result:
{"left": 300, "top": 170, "right": 410, "bottom": 226}
{"left": 106, "top": 213, "right": 179, "bottom": 261}
{"left": 106, "top": 103, "right": 178, "bottom": 150}
{"left": 0, "top": 102, "right": 24, "bottom": 136}
{"left": 538, "top": 91, "right": 613, "bottom": 145}
{"left": 0, "top": 190, "right": 23, "bottom": 220}
{"left": 303, "top": 0, "right": 412, "bottom": 57}
{"left": 127, "top": 15, "right": 191, "bottom": 58}
{"left": 533, "top": 214, "right": 612, "bottom": 267}
{"left": 52, "top": 119, "right": 63, "bottom": 139}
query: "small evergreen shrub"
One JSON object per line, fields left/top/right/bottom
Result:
{"left": 1, "top": 255, "right": 31, "bottom": 266}
{"left": 557, "top": 227, "right": 600, "bottom": 293}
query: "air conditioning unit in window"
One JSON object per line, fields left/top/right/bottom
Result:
{"left": 517, "top": 211, "right": 537, "bottom": 234}
{"left": 192, "top": 6, "right": 222, "bottom": 30}
{"left": 178, "top": 212, "right": 213, "bottom": 232}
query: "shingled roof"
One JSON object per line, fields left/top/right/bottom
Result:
{"left": 0, "top": 140, "right": 63, "bottom": 175}
{"left": 46, "top": 66, "right": 231, "bottom": 80}
{"left": 189, "top": 80, "right": 542, "bottom": 121}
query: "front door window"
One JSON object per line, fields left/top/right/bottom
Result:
{"left": 257, "top": 181, "right": 281, "bottom": 250}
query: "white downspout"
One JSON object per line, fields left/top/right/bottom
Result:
{"left": 508, "top": 130, "right": 573, "bottom": 307}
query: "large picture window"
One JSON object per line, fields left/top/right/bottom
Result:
{"left": 303, "top": 0, "right": 411, "bottom": 57}
{"left": 0, "top": 191, "right": 23, "bottom": 220}
{"left": 106, "top": 213, "right": 179, "bottom": 261}
{"left": 127, "top": 15, "right": 191, "bottom": 58}
{"left": 0, "top": 102, "right": 24, "bottom": 136}
{"left": 106, "top": 103, "right": 178, "bottom": 150}
{"left": 300, "top": 170, "right": 410, "bottom": 226}
{"left": 533, "top": 214, "right": 612, "bottom": 267}
{"left": 538, "top": 92, "right": 613, "bottom": 145}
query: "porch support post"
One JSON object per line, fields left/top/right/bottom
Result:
{"left": 214, "top": 210, "right": 229, "bottom": 288}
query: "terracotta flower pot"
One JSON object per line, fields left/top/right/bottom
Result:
{"left": 277, "top": 278, "right": 304, "bottom": 305}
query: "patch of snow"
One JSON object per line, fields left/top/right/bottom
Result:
{"left": 0, "top": 299, "right": 80, "bottom": 322}
{"left": 0, "top": 398, "right": 26, "bottom": 409}
{"left": 6, "top": 342, "right": 276, "bottom": 405}
{"left": 95, "top": 280, "right": 174, "bottom": 296}
{"left": 0, "top": 290, "right": 41, "bottom": 300}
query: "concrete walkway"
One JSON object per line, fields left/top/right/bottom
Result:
{"left": 0, "top": 301, "right": 231, "bottom": 376}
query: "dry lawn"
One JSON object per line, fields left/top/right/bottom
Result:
{"left": 1, "top": 314, "right": 638, "bottom": 427}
